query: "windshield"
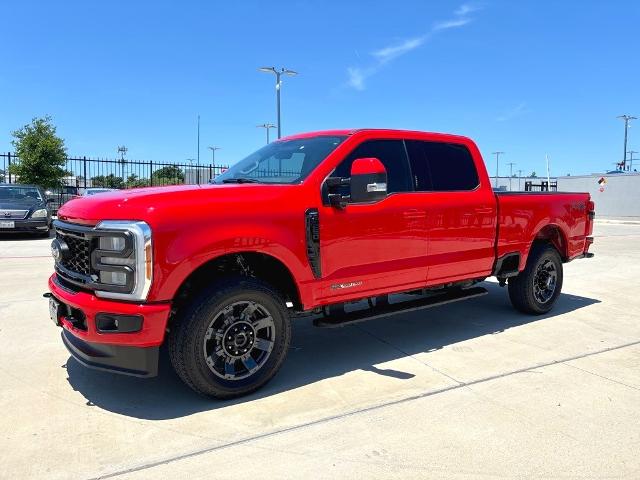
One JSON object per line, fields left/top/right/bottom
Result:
{"left": 0, "top": 186, "right": 43, "bottom": 202}
{"left": 213, "top": 136, "right": 346, "bottom": 184}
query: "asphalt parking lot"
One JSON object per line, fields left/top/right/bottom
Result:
{"left": 1, "top": 222, "right": 639, "bottom": 479}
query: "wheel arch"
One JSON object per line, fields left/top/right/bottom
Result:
{"left": 526, "top": 223, "right": 569, "bottom": 264}
{"left": 170, "top": 251, "right": 303, "bottom": 324}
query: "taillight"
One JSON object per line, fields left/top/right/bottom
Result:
{"left": 587, "top": 200, "right": 595, "bottom": 220}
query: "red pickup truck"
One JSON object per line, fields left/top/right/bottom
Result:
{"left": 47, "top": 129, "right": 594, "bottom": 398}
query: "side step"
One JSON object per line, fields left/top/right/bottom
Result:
{"left": 313, "top": 286, "right": 488, "bottom": 328}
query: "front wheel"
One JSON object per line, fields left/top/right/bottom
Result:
{"left": 168, "top": 277, "right": 291, "bottom": 399}
{"left": 508, "top": 243, "right": 563, "bottom": 314}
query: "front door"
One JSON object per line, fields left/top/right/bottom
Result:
{"left": 317, "top": 139, "right": 428, "bottom": 303}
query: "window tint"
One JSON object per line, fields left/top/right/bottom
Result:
{"left": 405, "top": 140, "right": 479, "bottom": 191}
{"left": 334, "top": 139, "right": 412, "bottom": 194}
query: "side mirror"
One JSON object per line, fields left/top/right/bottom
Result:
{"left": 46, "top": 198, "right": 55, "bottom": 204}
{"left": 349, "top": 157, "right": 387, "bottom": 203}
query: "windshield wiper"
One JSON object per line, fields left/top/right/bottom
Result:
{"left": 221, "top": 178, "right": 260, "bottom": 184}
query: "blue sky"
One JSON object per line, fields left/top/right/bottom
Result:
{"left": 1, "top": 0, "right": 639, "bottom": 176}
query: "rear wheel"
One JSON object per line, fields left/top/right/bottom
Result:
{"left": 168, "top": 277, "right": 291, "bottom": 399}
{"left": 508, "top": 243, "right": 563, "bottom": 314}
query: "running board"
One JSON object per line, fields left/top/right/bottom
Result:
{"left": 313, "top": 286, "right": 488, "bottom": 328}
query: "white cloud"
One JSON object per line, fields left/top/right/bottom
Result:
{"left": 345, "top": 3, "right": 483, "bottom": 90}
{"left": 347, "top": 67, "right": 366, "bottom": 91}
{"left": 433, "top": 17, "right": 471, "bottom": 31}
{"left": 455, "top": 3, "right": 482, "bottom": 16}
{"left": 497, "top": 102, "right": 528, "bottom": 122}
{"left": 372, "top": 36, "right": 426, "bottom": 63}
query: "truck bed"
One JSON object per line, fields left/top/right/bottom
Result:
{"left": 495, "top": 191, "right": 594, "bottom": 270}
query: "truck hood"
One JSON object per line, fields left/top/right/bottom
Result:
{"left": 57, "top": 183, "right": 294, "bottom": 226}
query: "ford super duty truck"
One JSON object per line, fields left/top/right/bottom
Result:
{"left": 47, "top": 129, "right": 595, "bottom": 398}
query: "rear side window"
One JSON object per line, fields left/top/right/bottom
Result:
{"left": 334, "top": 139, "right": 412, "bottom": 194}
{"left": 405, "top": 140, "right": 479, "bottom": 191}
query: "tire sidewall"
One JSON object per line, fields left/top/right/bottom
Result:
{"left": 526, "top": 247, "right": 563, "bottom": 313}
{"left": 184, "top": 281, "right": 291, "bottom": 396}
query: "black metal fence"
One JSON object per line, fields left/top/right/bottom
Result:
{"left": 0, "top": 152, "right": 229, "bottom": 189}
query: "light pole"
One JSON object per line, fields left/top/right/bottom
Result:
{"left": 117, "top": 146, "right": 128, "bottom": 182}
{"left": 186, "top": 158, "right": 196, "bottom": 184}
{"left": 208, "top": 146, "right": 221, "bottom": 167}
{"left": 258, "top": 67, "right": 298, "bottom": 139}
{"left": 506, "top": 162, "right": 516, "bottom": 191}
{"left": 617, "top": 115, "right": 637, "bottom": 171}
{"left": 492, "top": 151, "right": 504, "bottom": 188}
{"left": 627, "top": 150, "right": 638, "bottom": 171}
{"left": 257, "top": 123, "right": 276, "bottom": 144}
{"left": 517, "top": 169, "right": 523, "bottom": 191}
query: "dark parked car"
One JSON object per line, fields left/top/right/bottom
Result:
{"left": 0, "top": 184, "right": 52, "bottom": 237}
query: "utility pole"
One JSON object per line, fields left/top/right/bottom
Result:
{"left": 257, "top": 123, "right": 276, "bottom": 144}
{"left": 627, "top": 150, "right": 638, "bottom": 171}
{"left": 517, "top": 169, "right": 523, "bottom": 191}
{"left": 258, "top": 67, "right": 298, "bottom": 139}
{"left": 197, "top": 115, "right": 200, "bottom": 170}
{"left": 492, "top": 152, "right": 504, "bottom": 188}
{"left": 617, "top": 115, "right": 637, "bottom": 171}
{"left": 506, "top": 162, "right": 516, "bottom": 191}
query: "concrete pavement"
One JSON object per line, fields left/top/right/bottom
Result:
{"left": 0, "top": 223, "right": 638, "bottom": 479}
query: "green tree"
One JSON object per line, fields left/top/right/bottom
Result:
{"left": 529, "top": 171, "right": 537, "bottom": 178}
{"left": 91, "top": 174, "right": 124, "bottom": 189}
{"left": 152, "top": 165, "right": 185, "bottom": 185}
{"left": 125, "top": 174, "right": 149, "bottom": 188}
{"left": 9, "top": 116, "right": 68, "bottom": 188}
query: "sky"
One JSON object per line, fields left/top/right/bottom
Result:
{"left": 1, "top": 0, "right": 639, "bottom": 176}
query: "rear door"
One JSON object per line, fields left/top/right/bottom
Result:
{"left": 404, "top": 140, "right": 497, "bottom": 284}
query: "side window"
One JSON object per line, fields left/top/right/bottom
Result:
{"left": 406, "top": 140, "right": 479, "bottom": 191}
{"left": 333, "top": 139, "right": 412, "bottom": 195}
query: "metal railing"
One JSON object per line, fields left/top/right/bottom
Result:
{"left": 1, "top": 152, "right": 229, "bottom": 188}
{"left": 524, "top": 180, "right": 558, "bottom": 192}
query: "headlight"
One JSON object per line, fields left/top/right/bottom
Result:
{"left": 31, "top": 209, "right": 48, "bottom": 218}
{"left": 92, "top": 221, "right": 153, "bottom": 301}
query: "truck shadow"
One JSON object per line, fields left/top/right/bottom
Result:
{"left": 65, "top": 282, "right": 600, "bottom": 420}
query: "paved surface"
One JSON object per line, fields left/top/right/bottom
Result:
{"left": 1, "top": 223, "right": 639, "bottom": 479}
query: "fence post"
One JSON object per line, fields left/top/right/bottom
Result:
{"left": 149, "top": 160, "right": 153, "bottom": 187}
{"left": 83, "top": 156, "right": 87, "bottom": 189}
{"left": 7, "top": 152, "right": 11, "bottom": 184}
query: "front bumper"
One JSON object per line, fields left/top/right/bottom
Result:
{"left": 48, "top": 274, "right": 171, "bottom": 377}
{"left": 0, "top": 218, "right": 49, "bottom": 232}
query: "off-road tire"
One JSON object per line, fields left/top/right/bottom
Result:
{"left": 508, "top": 243, "right": 563, "bottom": 315}
{"left": 168, "top": 276, "right": 291, "bottom": 399}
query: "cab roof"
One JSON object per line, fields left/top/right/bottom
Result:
{"left": 280, "top": 128, "right": 473, "bottom": 144}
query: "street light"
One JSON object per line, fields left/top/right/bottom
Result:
{"left": 617, "top": 115, "right": 637, "bottom": 170}
{"left": 258, "top": 67, "right": 298, "bottom": 139}
{"left": 117, "top": 145, "right": 128, "bottom": 182}
{"left": 257, "top": 123, "right": 276, "bottom": 144}
{"left": 628, "top": 150, "right": 638, "bottom": 171}
{"left": 506, "top": 162, "right": 516, "bottom": 191}
{"left": 517, "top": 169, "right": 523, "bottom": 191}
{"left": 492, "top": 151, "right": 504, "bottom": 188}
{"left": 208, "top": 146, "right": 221, "bottom": 167}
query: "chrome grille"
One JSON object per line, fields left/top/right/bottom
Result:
{"left": 56, "top": 228, "right": 92, "bottom": 276}
{"left": 0, "top": 209, "right": 28, "bottom": 219}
